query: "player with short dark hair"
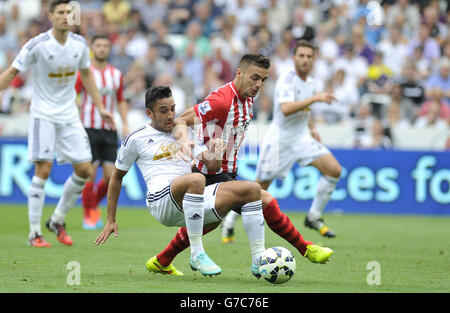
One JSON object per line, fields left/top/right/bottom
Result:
{"left": 76, "top": 34, "right": 129, "bottom": 230}
{"left": 0, "top": 0, "right": 115, "bottom": 247}
{"left": 145, "top": 53, "right": 333, "bottom": 276}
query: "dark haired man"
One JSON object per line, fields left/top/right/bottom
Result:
{"left": 75, "top": 35, "right": 129, "bottom": 230}
{"left": 96, "top": 86, "right": 267, "bottom": 278}
{"left": 147, "top": 53, "right": 333, "bottom": 276}
{"left": 0, "top": 0, "right": 114, "bottom": 247}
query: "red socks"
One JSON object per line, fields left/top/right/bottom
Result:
{"left": 81, "top": 179, "right": 108, "bottom": 218}
{"left": 263, "top": 197, "right": 313, "bottom": 256}
{"left": 95, "top": 179, "right": 108, "bottom": 205}
{"left": 81, "top": 181, "right": 95, "bottom": 218}
{"left": 156, "top": 225, "right": 218, "bottom": 267}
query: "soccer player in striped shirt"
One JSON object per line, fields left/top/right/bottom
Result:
{"left": 0, "top": 0, "right": 115, "bottom": 247}
{"left": 146, "top": 54, "right": 333, "bottom": 275}
{"left": 75, "top": 35, "right": 129, "bottom": 230}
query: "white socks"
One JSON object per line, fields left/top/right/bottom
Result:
{"left": 183, "top": 193, "right": 205, "bottom": 258}
{"left": 28, "top": 176, "right": 47, "bottom": 238}
{"left": 308, "top": 175, "right": 339, "bottom": 221}
{"left": 222, "top": 210, "right": 240, "bottom": 230}
{"left": 241, "top": 200, "right": 265, "bottom": 265}
{"left": 51, "top": 173, "right": 87, "bottom": 224}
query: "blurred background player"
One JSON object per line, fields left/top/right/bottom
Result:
{"left": 0, "top": 0, "right": 114, "bottom": 247}
{"left": 96, "top": 86, "right": 266, "bottom": 278}
{"left": 75, "top": 34, "right": 129, "bottom": 230}
{"left": 256, "top": 39, "right": 341, "bottom": 237}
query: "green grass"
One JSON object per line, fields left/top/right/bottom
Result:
{"left": 0, "top": 204, "right": 449, "bottom": 293}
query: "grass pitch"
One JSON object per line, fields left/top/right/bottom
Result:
{"left": 0, "top": 204, "right": 449, "bottom": 293}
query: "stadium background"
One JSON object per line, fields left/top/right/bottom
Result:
{"left": 0, "top": 0, "right": 449, "bottom": 216}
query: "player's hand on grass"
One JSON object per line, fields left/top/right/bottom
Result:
{"left": 95, "top": 221, "right": 118, "bottom": 245}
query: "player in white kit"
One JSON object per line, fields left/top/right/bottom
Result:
{"left": 0, "top": 0, "right": 115, "bottom": 247}
{"left": 255, "top": 40, "right": 342, "bottom": 237}
{"left": 95, "top": 86, "right": 266, "bottom": 277}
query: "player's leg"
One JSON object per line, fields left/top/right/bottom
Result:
{"left": 171, "top": 173, "right": 221, "bottom": 276}
{"left": 81, "top": 161, "right": 99, "bottom": 229}
{"left": 87, "top": 162, "right": 114, "bottom": 229}
{"left": 213, "top": 181, "right": 265, "bottom": 276}
{"left": 27, "top": 117, "right": 55, "bottom": 247}
{"left": 255, "top": 179, "right": 272, "bottom": 191}
{"left": 220, "top": 130, "right": 279, "bottom": 243}
{"left": 28, "top": 161, "right": 53, "bottom": 247}
{"left": 46, "top": 161, "right": 91, "bottom": 245}
{"left": 154, "top": 181, "right": 264, "bottom": 276}
{"left": 220, "top": 179, "right": 271, "bottom": 243}
{"left": 220, "top": 210, "right": 239, "bottom": 243}
{"left": 47, "top": 122, "right": 92, "bottom": 245}
{"left": 305, "top": 153, "right": 341, "bottom": 238}
{"left": 94, "top": 130, "right": 118, "bottom": 208}
{"left": 261, "top": 190, "right": 333, "bottom": 264}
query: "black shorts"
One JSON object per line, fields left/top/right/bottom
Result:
{"left": 192, "top": 167, "right": 237, "bottom": 185}
{"left": 192, "top": 168, "right": 241, "bottom": 214}
{"left": 85, "top": 128, "right": 118, "bottom": 165}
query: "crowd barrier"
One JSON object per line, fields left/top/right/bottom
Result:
{"left": 0, "top": 137, "right": 448, "bottom": 215}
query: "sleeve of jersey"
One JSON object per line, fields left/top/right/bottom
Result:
{"left": 276, "top": 76, "right": 296, "bottom": 103}
{"left": 79, "top": 44, "right": 91, "bottom": 70}
{"left": 193, "top": 94, "right": 229, "bottom": 125}
{"left": 115, "top": 139, "right": 138, "bottom": 172}
{"left": 11, "top": 44, "right": 35, "bottom": 73}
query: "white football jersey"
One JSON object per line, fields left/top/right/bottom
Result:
{"left": 271, "top": 68, "right": 316, "bottom": 141}
{"left": 12, "top": 29, "right": 91, "bottom": 123}
{"left": 115, "top": 124, "right": 207, "bottom": 191}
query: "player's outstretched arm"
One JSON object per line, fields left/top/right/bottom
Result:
{"left": 79, "top": 68, "right": 116, "bottom": 130}
{"left": 280, "top": 93, "right": 337, "bottom": 116}
{"left": 0, "top": 67, "right": 19, "bottom": 91}
{"left": 95, "top": 167, "right": 127, "bottom": 245}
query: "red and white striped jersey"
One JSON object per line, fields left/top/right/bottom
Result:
{"left": 75, "top": 64, "right": 124, "bottom": 130}
{"left": 194, "top": 81, "right": 254, "bottom": 174}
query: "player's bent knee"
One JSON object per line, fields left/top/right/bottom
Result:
{"left": 237, "top": 181, "right": 261, "bottom": 203}
{"left": 34, "top": 162, "right": 52, "bottom": 179}
{"left": 73, "top": 162, "right": 92, "bottom": 179}
{"left": 186, "top": 173, "right": 206, "bottom": 194}
{"left": 329, "top": 164, "right": 342, "bottom": 179}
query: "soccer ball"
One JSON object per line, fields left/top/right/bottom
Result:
{"left": 258, "top": 246, "right": 296, "bottom": 284}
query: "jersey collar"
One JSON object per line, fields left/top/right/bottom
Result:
{"left": 230, "top": 81, "right": 247, "bottom": 104}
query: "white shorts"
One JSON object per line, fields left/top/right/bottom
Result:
{"left": 255, "top": 131, "right": 330, "bottom": 182}
{"left": 28, "top": 117, "right": 92, "bottom": 164}
{"left": 146, "top": 179, "right": 223, "bottom": 227}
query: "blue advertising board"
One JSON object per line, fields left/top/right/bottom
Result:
{"left": 0, "top": 138, "right": 449, "bottom": 215}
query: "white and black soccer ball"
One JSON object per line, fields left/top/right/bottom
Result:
{"left": 258, "top": 246, "right": 296, "bottom": 284}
